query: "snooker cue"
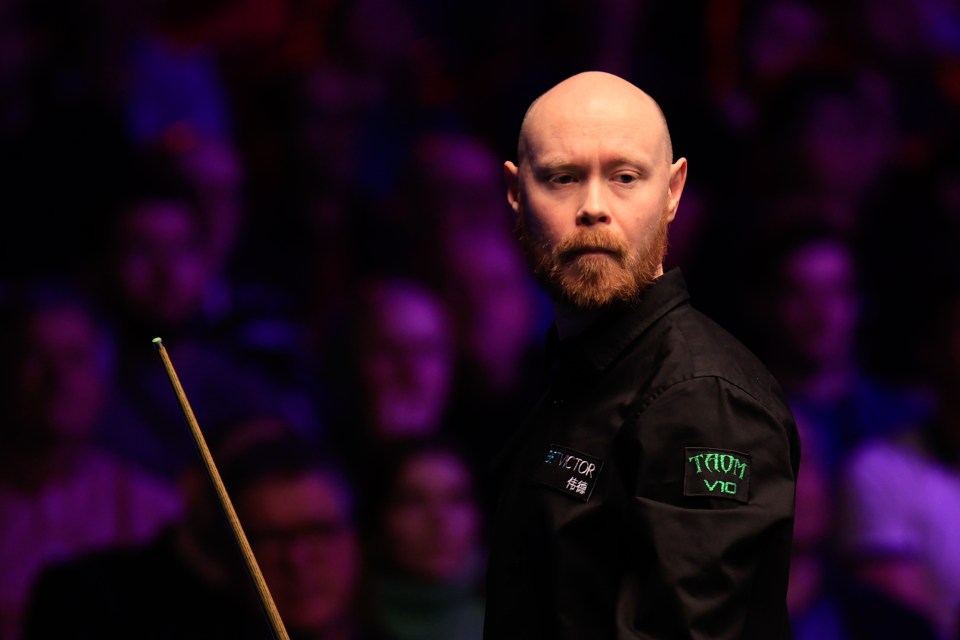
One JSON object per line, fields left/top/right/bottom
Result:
{"left": 153, "top": 337, "right": 290, "bottom": 640}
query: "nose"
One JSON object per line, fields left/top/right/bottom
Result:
{"left": 577, "top": 178, "right": 611, "bottom": 226}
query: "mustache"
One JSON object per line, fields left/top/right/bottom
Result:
{"left": 554, "top": 230, "right": 629, "bottom": 263}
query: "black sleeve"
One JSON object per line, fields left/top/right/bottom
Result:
{"left": 616, "top": 376, "right": 798, "bottom": 640}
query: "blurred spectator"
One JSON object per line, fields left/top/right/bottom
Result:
{"left": 165, "top": 136, "right": 315, "bottom": 394}
{"left": 747, "top": 222, "right": 933, "bottom": 478}
{"left": 123, "top": 20, "right": 233, "bottom": 147}
{"left": 23, "top": 420, "right": 370, "bottom": 640}
{"left": 439, "top": 224, "right": 545, "bottom": 402}
{"left": 357, "top": 436, "right": 485, "bottom": 640}
{"left": 837, "top": 0, "right": 960, "bottom": 175}
{"left": 403, "top": 131, "right": 514, "bottom": 236}
{"left": 789, "top": 408, "right": 852, "bottom": 639}
{"left": 0, "top": 284, "right": 182, "bottom": 640}
{"left": 289, "top": 62, "right": 383, "bottom": 201}
{"left": 787, "top": 399, "right": 942, "bottom": 640}
{"left": 374, "top": 130, "right": 550, "bottom": 475}
{"left": 173, "top": 135, "right": 247, "bottom": 279}
{"left": 854, "top": 139, "right": 960, "bottom": 386}
{"left": 323, "top": 276, "right": 456, "bottom": 472}
{"left": 709, "top": 0, "right": 830, "bottom": 138}
{"left": 747, "top": 66, "right": 898, "bottom": 238}
{"left": 288, "top": 0, "right": 456, "bottom": 210}
{"left": 838, "top": 286, "right": 960, "bottom": 640}
{"left": 118, "top": 0, "right": 293, "bottom": 147}
{"left": 93, "top": 160, "right": 217, "bottom": 331}
{"left": 376, "top": 129, "right": 515, "bottom": 278}
{"left": 325, "top": 0, "right": 458, "bottom": 133}
{"left": 435, "top": 225, "right": 549, "bottom": 481}
{"left": 85, "top": 155, "right": 317, "bottom": 482}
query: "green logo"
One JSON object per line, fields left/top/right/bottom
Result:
{"left": 683, "top": 448, "right": 751, "bottom": 503}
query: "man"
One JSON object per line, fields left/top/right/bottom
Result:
{"left": 838, "top": 286, "right": 960, "bottom": 639}
{"left": 751, "top": 221, "right": 931, "bottom": 479}
{"left": 482, "top": 71, "right": 800, "bottom": 639}
{"left": 90, "top": 162, "right": 315, "bottom": 482}
{"left": 0, "top": 285, "right": 182, "bottom": 640}
{"left": 23, "top": 427, "right": 369, "bottom": 640}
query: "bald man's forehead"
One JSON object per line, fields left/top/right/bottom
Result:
{"left": 519, "top": 94, "right": 671, "bottom": 166}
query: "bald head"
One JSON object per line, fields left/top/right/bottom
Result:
{"left": 503, "top": 70, "right": 688, "bottom": 317}
{"left": 517, "top": 71, "right": 673, "bottom": 166}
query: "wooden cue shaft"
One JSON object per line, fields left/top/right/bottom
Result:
{"left": 153, "top": 337, "right": 291, "bottom": 640}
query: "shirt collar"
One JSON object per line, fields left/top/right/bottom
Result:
{"left": 548, "top": 268, "right": 691, "bottom": 382}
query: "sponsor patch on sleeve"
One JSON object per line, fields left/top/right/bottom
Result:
{"left": 683, "top": 447, "right": 751, "bottom": 503}
{"left": 532, "top": 444, "right": 603, "bottom": 502}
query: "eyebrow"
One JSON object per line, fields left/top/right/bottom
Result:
{"left": 531, "top": 159, "right": 578, "bottom": 173}
{"left": 532, "top": 155, "right": 656, "bottom": 172}
{"left": 605, "top": 155, "right": 656, "bottom": 170}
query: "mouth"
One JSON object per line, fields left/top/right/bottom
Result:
{"left": 565, "top": 247, "right": 619, "bottom": 260}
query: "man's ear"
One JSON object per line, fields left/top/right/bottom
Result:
{"left": 504, "top": 161, "right": 522, "bottom": 215}
{"left": 664, "top": 157, "right": 688, "bottom": 223}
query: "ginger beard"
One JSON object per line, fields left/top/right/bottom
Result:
{"left": 518, "top": 213, "right": 670, "bottom": 310}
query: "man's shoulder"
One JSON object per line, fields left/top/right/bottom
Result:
{"left": 654, "top": 303, "right": 780, "bottom": 394}
{"left": 624, "top": 304, "right": 800, "bottom": 477}
{"left": 627, "top": 302, "right": 798, "bottom": 447}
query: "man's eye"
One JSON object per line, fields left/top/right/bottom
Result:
{"left": 614, "top": 173, "right": 638, "bottom": 184}
{"left": 551, "top": 175, "right": 574, "bottom": 185}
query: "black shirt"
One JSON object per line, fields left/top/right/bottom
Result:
{"left": 483, "top": 268, "right": 800, "bottom": 639}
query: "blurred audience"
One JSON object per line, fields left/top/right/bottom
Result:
{"left": 0, "top": 284, "right": 182, "bottom": 640}
{"left": 323, "top": 276, "right": 456, "bottom": 472}
{"left": 85, "top": 153, "right": 317, "bottom": 482}
{"left": 788, "top": 408, "right": 849, "bottom": 639}
{"left": 854, "top": 140, "right": 960, "bottom": 385}
{"left": 748, "top": 222, "right": 933, "bottom": 478}
{"left": 434, "top": 225, "right": 549, "bottom": 481}
{"left": 380, "top": 130, "right": 551, "bottom": 475}
{"left": 373, "top": 130, "right": 516, "bottom": 280}
{"left": 4, "top": 3, "right": 960, "bottom": 639}
{"left": 838, "top": 286, "right": 960, "bottom": 639}
{"left": 357, "top": 436, "right": 485, "bottom": 640}
{"left": 172, "top": 135, "right": 247, "bottom": 280}
{"left": 709, "top": 0, "right": 830, "bottom": 139}
{"left": 747, "top": 66, "right": 899, "bottom": 239}
{"left": 23, "top": 418, "right": 371, "bottom": 640}
{"left": 121, "top": 1, "right": 235, "bottom": 147}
